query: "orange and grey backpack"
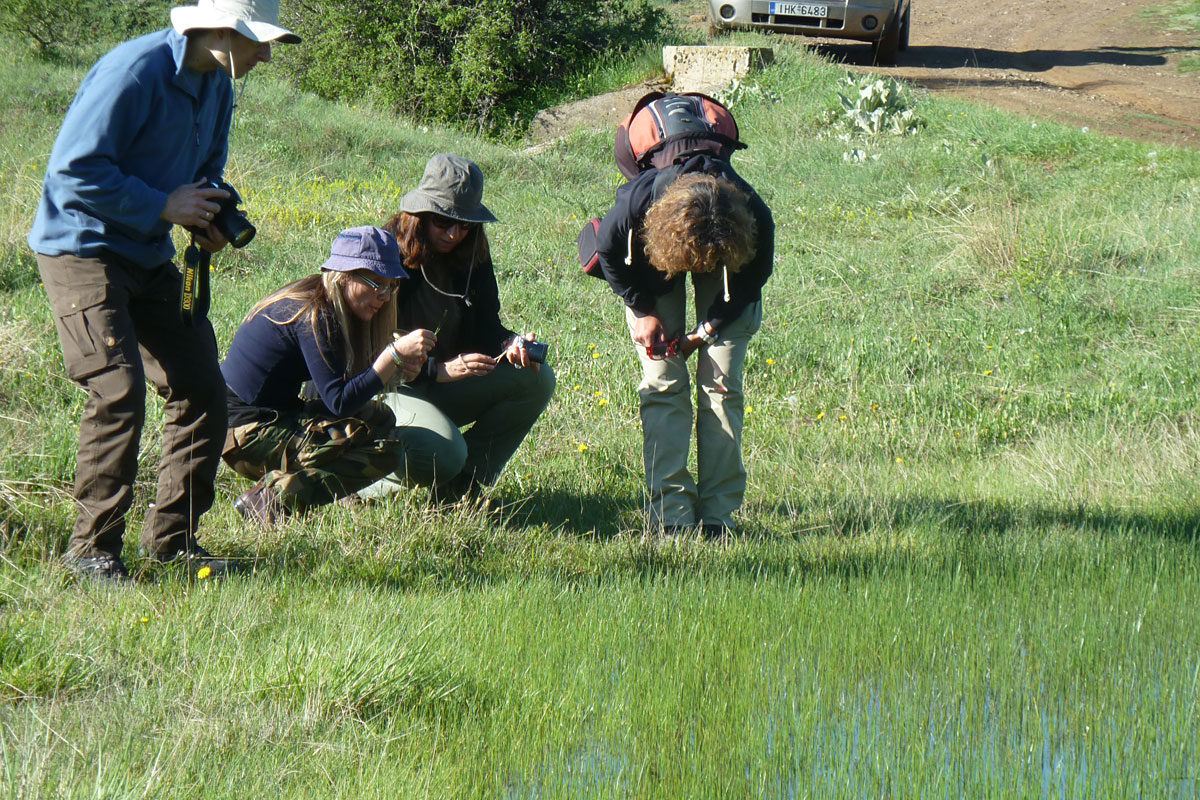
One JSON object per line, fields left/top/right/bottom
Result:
{"left": 613, "top": 91, "right": 746, "bottom": 180}
{"left": 580, "top": 91, "right": 747, "bottom": 276}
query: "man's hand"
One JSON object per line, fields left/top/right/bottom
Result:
{"left": 161, "top": 179, "right": 229, "bottom": 228}
{"left": 437, "top": 353, "right": 497, "bottom": 382}
{"left": 192, "top": 225, "right": 229, "bottom": 253}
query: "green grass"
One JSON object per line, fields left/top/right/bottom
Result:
{"left": 2, "top": 28, "right": 1200, "bottom": 798}
{"left": 1145, "top": 0, "right": 1200, "bottom": 71}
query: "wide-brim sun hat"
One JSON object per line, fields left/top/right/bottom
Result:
{"left": 398, "top": 153, "right": 498, "bottom": 224}
{"left": 171, "top": 0, "right": 301, "bottom": 44}
{"left": 321, "top": 226, "right": 408, "bottom": 280}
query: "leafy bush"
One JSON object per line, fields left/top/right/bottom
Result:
{"left": 276, "top": 0, "right": 669, "bottom": 135}
{"left": 828, "top": 73, "right": 922, "bottom": 138}
{"left": 0, "top": 0, "right": 172, "bottom": 53}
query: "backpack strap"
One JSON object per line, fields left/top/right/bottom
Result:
{"left": 615, "top": 92, "right": 747, "bottom": 179}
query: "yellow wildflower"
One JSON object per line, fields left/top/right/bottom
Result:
{"left": 196, "top": 566, "right": 213, "bottom": 580}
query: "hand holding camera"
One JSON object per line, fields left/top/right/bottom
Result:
{"left": 505, "top": 334, "right": 548, "bottom": 371}
{"left": 164, "top": 178, "right": 256, "bottom": 251}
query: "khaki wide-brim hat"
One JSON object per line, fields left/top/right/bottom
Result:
{"left": 398, "top": 153, "right": 498, "bottom": 224}
{"left": 171, "top": 0, "right": 301, "bottom": 44}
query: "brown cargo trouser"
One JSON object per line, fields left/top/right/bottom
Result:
{"left": 37, "top": 252, "right": 227, "bottom": 560}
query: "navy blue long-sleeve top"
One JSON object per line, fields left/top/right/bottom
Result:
{"left": 221, "top": 298, "right": 383, "bottom": 426}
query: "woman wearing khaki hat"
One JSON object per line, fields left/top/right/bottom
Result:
{"left": 364, "top": 154, "right": 556, "bottom": 503}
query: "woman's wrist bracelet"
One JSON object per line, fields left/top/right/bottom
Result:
{"left": 388, "top": 343, "right": 404, "bottom": 367}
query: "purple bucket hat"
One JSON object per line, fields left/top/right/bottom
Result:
{"left": 320, "top": 226, "right": 408, "bottom": 279}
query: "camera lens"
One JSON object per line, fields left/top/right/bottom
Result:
{"left": 218, "top": 212, "right": 256, "bottom": 248}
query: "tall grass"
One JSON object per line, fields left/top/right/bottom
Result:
{"left": 1, "top": 29, "right": 1199, "bottom": 797}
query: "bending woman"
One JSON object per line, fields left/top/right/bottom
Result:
{"left": 221, "top": 226, "right": 434, "bottom": 524}
{"left": 364, "top": 153, "right": 556, "bottom": 502}
{"left": 593, "top": 157, "right": 774, "bottom": 537}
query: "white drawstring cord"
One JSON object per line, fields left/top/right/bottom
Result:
{"left": 723, "top": 264, "right": 731, "bottom": 302}
{"left": 624, "top": 228, "right": 634, "bottom": 266}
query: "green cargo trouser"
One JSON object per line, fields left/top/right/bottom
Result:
{"left": 361, "top": 360, "right": 556, "bottom": 499}
{"left": 222, "top": 402, "right": 409, "bottom": 511}
{"left": 625, "top": 273, "right": 762, "bottom": 530}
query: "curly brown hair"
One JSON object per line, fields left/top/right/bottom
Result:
{"left": 382, "top": 211, "right": 491, "bottom": 273}
{"left": 642, "top": 173, "right": 757, "bottom": 278}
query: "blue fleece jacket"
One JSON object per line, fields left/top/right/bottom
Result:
{"left": 28, "top": 28, "right": 233, "bottom": 267}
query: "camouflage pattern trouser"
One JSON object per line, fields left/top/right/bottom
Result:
{"left": 222, "top": 403, "right": 405, "bottom": 511}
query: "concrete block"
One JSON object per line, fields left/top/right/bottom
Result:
{"left": 662, "top": 46, "right": 774, "bottom": 94}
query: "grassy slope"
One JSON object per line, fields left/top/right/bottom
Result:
{"left": 2, "top": 31, "right": 1199, "bottom": 798}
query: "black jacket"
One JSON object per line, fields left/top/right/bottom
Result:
{"left": 594, "top": 155, "right": 774, "bottom": 331}
{"left": 393, "top": 248, "right": 515, "bottom": 385}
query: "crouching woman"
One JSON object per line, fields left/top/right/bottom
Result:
{"left": 221, "top": 226, "right": 434, "bottom": 524}
{"left": 363, "top": 153, "right": 556, "bottom": 502}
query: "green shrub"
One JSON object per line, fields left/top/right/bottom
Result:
{"left": 276, "top": 0, "right": 669, "bottom": 135}
{"left": 0, "top": 0, "right": 172, "bottom": 53}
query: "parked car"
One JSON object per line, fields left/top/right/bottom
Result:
{"left": 707, "top": 0, "right": 911, "bottom": 66}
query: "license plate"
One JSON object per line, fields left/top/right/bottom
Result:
{"left": 769, "top": 2, "right": 828, "bottom": 16}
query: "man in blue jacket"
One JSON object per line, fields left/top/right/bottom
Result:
{"left": 28, "top": 0, "right": 300, "bottom": 581}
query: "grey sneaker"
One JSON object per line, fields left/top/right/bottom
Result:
{"left": 63, "top": 552, "right": 130, "bottom": 583}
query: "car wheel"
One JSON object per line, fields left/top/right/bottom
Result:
{"left": 898, "top": 4, "right": 911, "bottom": 52}
{"left": 872, "top": 10, "right": 902, "bottom": 65}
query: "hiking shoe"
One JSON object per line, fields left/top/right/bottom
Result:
{"left": 148, "top": 544, "right": 245, "bottom": 579}
{"left": 63, "top": 552, "right": 130, "bottom": 583}
{"left": 700, "top": 524, "right": 733, "bottom": 542}
{"left": 234, "top": 481, "right": 286, "bottom": 528}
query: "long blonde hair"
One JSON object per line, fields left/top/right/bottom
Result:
{"left": 243, "top": 270, "right": 397, "bottom": 377}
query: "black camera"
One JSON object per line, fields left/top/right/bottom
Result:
{"left": 522, "top": 339, "right": 549, "bottom": 364}
{"left": 202, "top": 179, "right": 256, "bottom": 248}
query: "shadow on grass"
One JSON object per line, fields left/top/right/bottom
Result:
{"left": 764, "top": 492, "right": 1200, "bottom": 545}
{"left": 8, "top": 488, "right": 1196, "bottom": 592}
{"left": 492, "top": 488, "right": 641, "bottom": 539}
{"left": 816, "top": 42, "right": 1200, "bottom": 71}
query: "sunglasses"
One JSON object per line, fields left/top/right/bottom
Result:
{"left": 355, "top": 272, "right": 399, "bottom": 299}
{"left": 428, "top": 215, "right": 477, "bottom": 233}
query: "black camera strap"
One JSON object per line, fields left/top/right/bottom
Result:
{"left": 180, "top": 236, "right": 211, "bottom": 327}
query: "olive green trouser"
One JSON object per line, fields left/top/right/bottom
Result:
{"left": 625, "top": 274, "right": 763, "bottom": 529}
{"left": 37, "top": 252, "right": 227, "bottom": 560}
{"left": 361, "top": 360, "right": 556, "bottom": 499}
{"left": 222, "top": 403, "right": 410, "bottom": 511}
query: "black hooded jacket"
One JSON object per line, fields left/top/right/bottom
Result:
{"left": 594, "top": 154, "right": 774, "bottom": 331}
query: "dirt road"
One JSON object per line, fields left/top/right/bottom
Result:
{"left": 530, "top": 0, "right": 1199, "bottom": 148}
{"left": 822, "top": 0, "right": 1200, "bottom": 147}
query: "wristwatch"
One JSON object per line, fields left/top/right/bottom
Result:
{"left": 692, "top": 321, "right": 718, "bottom": 345}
